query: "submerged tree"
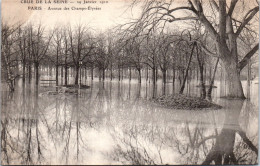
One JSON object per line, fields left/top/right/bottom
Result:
{"left": 25, "top": 23, "right": 53, "bottom": 85}
{"left": 93, "top": 34, "right": 111, "bottom": 81}
{"left": 124, "top": 38, "right": 144, "bottom": 83}
{"left": 68, "top": 24, "right": 95, "bottom": 85}
{"left": 1, "top": 22, "right": 21, "bottom": 91}
{"left": 52, "top": 27, "right": 63, "bottom": 86}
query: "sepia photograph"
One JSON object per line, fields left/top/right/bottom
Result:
{"left": 1, "top": 0, "right": 259, "bottom": 165}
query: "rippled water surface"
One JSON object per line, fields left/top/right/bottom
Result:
{"left": 1, "top": 78, "right": 258, "bottom": 165}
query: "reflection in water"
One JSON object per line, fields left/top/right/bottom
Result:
{"left": 108, "top": 100, "right": 258, "bottom": 165}
{"left": 202, "top": 100, "right": 258, "bottom": 165}
{"left": 1, "top": 79, "right": 258, "bottom": 165}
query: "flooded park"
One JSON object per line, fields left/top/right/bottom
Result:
{"left": 1, "top": 74, "right": 259, "bottom": 165}
{"left": 1, "top": 0, "right": 259, "bottom": 165}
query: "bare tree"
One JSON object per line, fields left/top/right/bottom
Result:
{"left": 179, "top": 40, "right": 196, "bottom": 94}
{"left": 93, "top": 34, "right": 111, "bottom": 81}
{"left": 17, "top": 26, "right": 29, "bottom": 85}
{"left": 27, "top": 23, "right": 53, "bottom": 85}
{"left": 1, "top": 22, "right": 21, "bottom": 91}
{"left": 195, "top": 43, "right": 206, "bottom": 99}
{"left": 128, "top": 0, "right": 259, "bottom": 99}
{"left": 124, "top": 38, "right": 144, "bottom": 83}
{"left": 62, "top": 28, "right": 70, "bottom": 85}
{"left": 68, "top": 24, "right": 95, "bottom": 85}
{"left": 156, "top": 32, "right": 177, "bottom": 94}
{"left": 52, "top": 27, "right": 63, "bottom": 86}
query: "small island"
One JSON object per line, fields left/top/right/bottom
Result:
{"left": 152, "top": 94, "right": 222, "bottom": 110}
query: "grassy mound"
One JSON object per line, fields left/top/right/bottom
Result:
{"left": 152, "top": 94, "right": 222, "bottom": 110}
{"left": 62, "top": 84, "right": 90, "bottom": 89}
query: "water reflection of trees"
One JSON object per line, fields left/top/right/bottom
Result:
{"left": 202, "top": 100, "right": 258, "bottom": 165}
{"left": 1, "top": 88, "right": 44, "bottom": 165}
{"left": 1, "top": 81, "right": 129, "bottom": 164}
{"left": 1, "top": 82, "right": 258, "bottom": 165}
{"left": 108, "top": 99, "right": 258, "bottom": 165}
{"left": 1, "top": 86, "right": 92, "bottom": 164}
{"left": 108, "top": 113, "right": 216, "bottom": 164}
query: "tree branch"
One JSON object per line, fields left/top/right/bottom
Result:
{"left": 219, "top": 0, "right": 227, "bottom": 43}
{"left": 168, "top": 16, "right": 198, "bottom": 22}
{"left": 228, "top": 0, "right": 238, "bottom": 16}
{"left": 237, "top": 130, "right": 258, "bottom": 155}
{"left": 238, "top": 43, "right": 259, "bottom": 71}
{"left": 235, "top": 6, "right": 259, "bottom": 37}
{"left": 188, "top": 0, "right": 219, "bottom": 41}
{"left": 210, "top": 0, "right": 219, "bottom": 11}
{"left": 168, "top": 6, "right": 196, "bottom": 13}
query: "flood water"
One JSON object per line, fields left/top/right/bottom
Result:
{"left": 1, "top": 77, "right": 258, "bottom": 165}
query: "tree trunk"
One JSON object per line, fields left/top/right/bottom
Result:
{"left": 172, "top": 66, "right": 175, "bottom": 93}
{"left": 196, "top": 46, "right": 206, "bottom": 99}
{"left": 224, "top": 61, "right": 245, "bottom": 99}
{"left": 35, "top": 62, "right": 39, "bottom": 85}
{"left": 208, "top": 57, "right": 219, "bottom": 100}
{"left": 196, "top": 67, "right": 199, "bottom": 81}
{"left": 146, "top": 67, "right": 149, "bottom": 82}
{"left": 28, "top": 63, "right": 32, "bottom": 84}
{"left": 121, "top": 68, "right": 124, "bottom": 80}
{"left": 209, "top": 64, "right": 212, "bottom": 84}
{"left": 178, "top": 70, "right": 182, "bottom": 86}
{"left": 129, "top": 67, "right": 132, "bottom": 81}
{"left": 99, "top": 68, "right": 102, "bottom": 81}
{"left": 138, "top": 69, "right": 141, "bottom": 84}
{"left": 91, "top": 66, "right": 94, "bottom": 80}
{"left": 65, "top": 66, "right": 68, "bottom": 86}
{"left": 162, "top": 69, "right": 166, "bottom": 95}
{"left": 118, "top": 66, "right": 121, "bottom": 81}
{"left": 85, "top": 67, "right": 87, "bottom": 81}
{"left": 110, "top": 67, "right": 113, "bottom": 81}
{"left": 79, "top": 66, "right": 82, "bottom": 84}
{"left": 162, "top": 69, "right": 166, "bottom": 85}
{"left": 49, "top": 65, "right": 52, "bottom": 76}
{"left": 61, "top": 66, "right": 63, "bottom": 78}
{"left": 198, "top": 64, "right": 206, "bottom": 99}
{"left": 155, "top": 67, "right": 158, "bottom": 82}
{"left": 201, "top": 100, "right": 255, "bottom": 165}
{"left": 103, "top": 68, "right": 105, "bottom": 81}
{"left": 21, "top": 60, "right": 25, "bottom": 85}
{"left": 152, "top": 77, "right": 157, "bottom": 98}
{"left": 56, "top": 64, "right": 59, "bottom": 86}
{"left": 152, "top": 67, "right": 156, "bottom": 86}
{"left": 180, "top": 42, "right": 195, "bottom": 94}
{"left": 246, "top": 60, "right": 251, "bottom": 99}
{"left": 75, "top": 65, "right": 79, "bottom": 85}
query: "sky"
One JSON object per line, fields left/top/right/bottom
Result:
{"left": 2, "top": 0, "right": 258, "bottom": 33}
{"left": 2, "top": 0, "right": 141, "bottom": 31}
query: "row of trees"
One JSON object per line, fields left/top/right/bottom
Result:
{"left": 2, "top": 21, "right": 221, "bottom": 98}
{"left": 2, "top": 23, "right": 95, "bottom": 89}
{"left": 2, "top": 0, "right": 259, "bottom": 99}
